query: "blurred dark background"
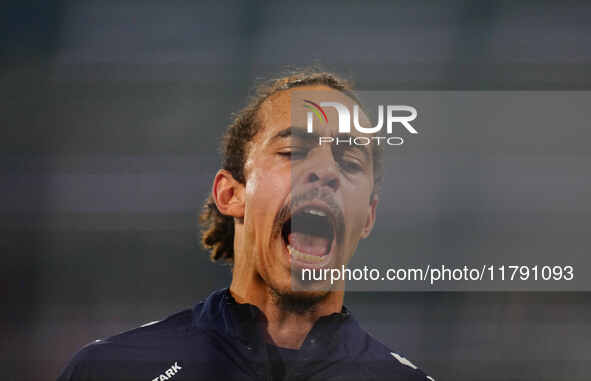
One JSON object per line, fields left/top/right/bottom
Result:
{"left": 1, "top": 1, "right": 590, "bottom": 380}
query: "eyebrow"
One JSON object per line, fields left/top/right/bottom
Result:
{"left": 272, "top": 126, "right": 319, "bottom": 143}
{"left": 271, "top": 126, "right": 371, "bottom": 163}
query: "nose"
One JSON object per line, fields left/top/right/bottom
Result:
{"left": 304, "top": 148, "right": 340, "bottom": 192}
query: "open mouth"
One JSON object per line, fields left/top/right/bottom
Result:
{"left": 281, "top": 206, "right": 336, "bottom": 266}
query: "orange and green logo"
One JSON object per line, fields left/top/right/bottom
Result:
{"left": 304, "top": 100, "right": 328, "bottom": 123}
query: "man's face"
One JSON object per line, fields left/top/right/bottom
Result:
{"left": 239, "top": 85, "right": 377, "bottom": 297}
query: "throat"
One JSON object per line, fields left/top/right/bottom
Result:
{"left": 272, "top": 288, "right": 327, "bottom": 315}
{"left": 264, "top": 312, "right": 316, "bottom": 350}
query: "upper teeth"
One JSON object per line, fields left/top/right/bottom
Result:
{"left": 306, "top": 209, "right": 326, "bottom": 217}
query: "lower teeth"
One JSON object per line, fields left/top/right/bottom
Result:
{"left": 287, "top": 244, "right": 327, "bottom": 264}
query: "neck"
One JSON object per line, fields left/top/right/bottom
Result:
{"left": 229, "top": 274, "right": 344, "bottom": 349}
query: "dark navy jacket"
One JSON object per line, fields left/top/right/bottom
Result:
{"left": 58, "top": 288, "right": 433, "bottom": 381}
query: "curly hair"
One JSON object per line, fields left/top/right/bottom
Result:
{"left": 199, "top": 69, "right": 382, "bottom": 263}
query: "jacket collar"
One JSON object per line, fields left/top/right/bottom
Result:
{"left": 192, "top": 288, "right": 352, "bottom": 346}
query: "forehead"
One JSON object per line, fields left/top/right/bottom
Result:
{"left": 255, "top": 85, "right": 370, "bottom": 138}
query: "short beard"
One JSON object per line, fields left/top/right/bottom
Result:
{"left": 268, "top": 287, "right": 329, "bottom": 315}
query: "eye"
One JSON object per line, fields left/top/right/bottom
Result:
{"left": 333, "top": 148, "right": 365, "bottom": 174}
{"left": 339, "top": 158, "right": 363, "bottom": 173}
{"left": 277, "top": 147, "right": 308, "bottom": 159}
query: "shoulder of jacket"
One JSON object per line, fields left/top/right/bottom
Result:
{"left": 57, "top": 308, "right": 202, "bottom": 380}
{"left": 352, "top": 327, "right": 435, "bottom": 381}
{"left": 107, "top": 308, "right": 195, "bottom": 343}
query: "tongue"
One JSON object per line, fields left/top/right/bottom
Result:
{"left": 288, "top": 232, "right": 330, "bottom": 256}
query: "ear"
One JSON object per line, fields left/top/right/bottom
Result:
{"left": 212, "top": 169, "right": 245, "bottom": 218}
{"left": 360, "top": 194, "right": 378, "bottom": 239}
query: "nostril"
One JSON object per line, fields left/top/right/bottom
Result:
{"left": 307, "top": 172, "right": 320, "bottom": 183}
{"left": 327, "top": 178, "right": 339, "bottom": 191}
{"left": 306, "top": 170, "right": 340, "bottom": 190}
